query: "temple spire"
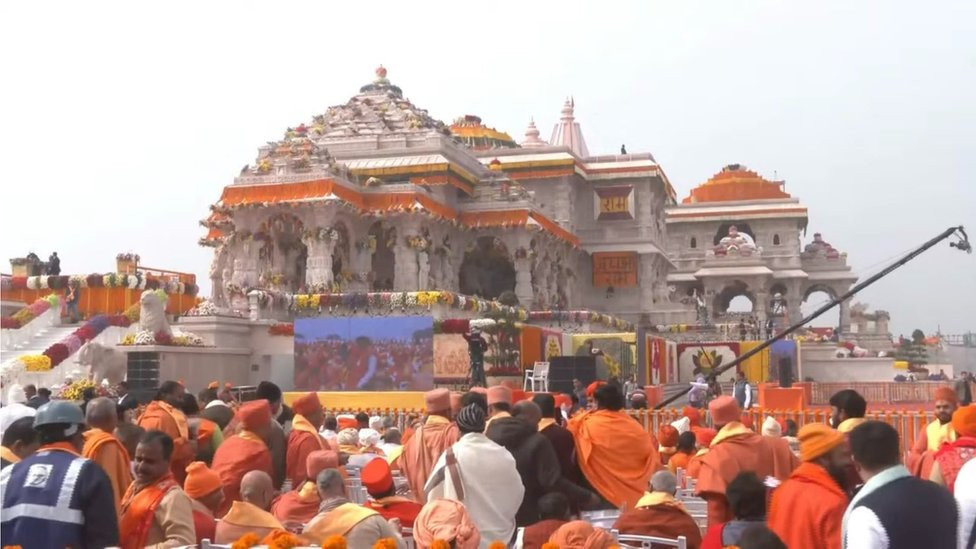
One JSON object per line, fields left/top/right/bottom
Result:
{"left": 550, "top": 97, "right": 589, "bottom": 157}
{"left": 521, "top": 117, "right": 548, "bottom": 148}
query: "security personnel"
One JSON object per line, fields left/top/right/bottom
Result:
{"left": 1, "top": 400, "right": 119, "bottom": 548}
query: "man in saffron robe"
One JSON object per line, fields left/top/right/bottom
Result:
{"left": 286, "top": 391, "right": 328, "bottom": 487}
{"left": 613, "top": 470, "right": 703, "bottom": 549}
{"left": 485, "top": 385, "right": 513, "bottom": 432}
{"left": 214, "top": 470, "right": 284, "bottom": 543}
{"left": 83, "top": 396, "right": 132, "bottom": 516}
{"left": 658, "top": 424, "right": 680, "bottom": 465}
{"left": 272, "top": 450, "right": 339, "bottom": 526}
{"left": 211, "top": 399, "right": 274, "bottom": 516}
{"left": 830, "top": 389, "right": 867, "bottom": 493}
{"left": 930, "top": 404, "right": 976, "bottom": 493}
{"left": 362, "top": 453, "right": 422, "bottom": 527}
{"left": 120, "top": 430, "right": 196, "bottom": 549}
{"left": 768, "top": 423, "right": 849, "bottom": 549}
{"left": 256, "top": 381, "right": 289, "bottom": 489}
{"left": 909, "top": 386, "right": 958, "bottom": 478}
{"left": 695, "top": 396, "right": 797, "bottom": 526}
{"left": 181, "top": 393, "right": 222, "bottom": 465}
{"left": 137, "top": 380, "right": 195, "bottom": 484}
{"left": 669, "top": 431, "right": 697, "bottom": 474}
{"left": 303, "top": 468, "right": 405, "bottom": 547}
{"left": 567, "top": 383, "right": 659, "bottom": 509}
{"left": 396, "top": 388, "right": 459, "bottom": 503}
{"left": 184, "top": 461, "right": 224, "bottom": 546}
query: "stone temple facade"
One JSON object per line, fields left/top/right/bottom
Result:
{"left": 200, "top": 67, "right": 859, "bottom": 329}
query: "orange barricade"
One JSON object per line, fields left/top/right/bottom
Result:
{"left": 2, "top": 287, "right": 196, "bottom": 317}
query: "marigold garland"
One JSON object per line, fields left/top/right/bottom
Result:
{"left": 430, "top": 541, "right": 451, "bottom": 549}
{"left": 488, "top": 542, "right": 507, "bottom": 549}
{"left": 541, "top": 543, "right": 561, "bottom": 549}
{"left": 321, "top": 535, "right": 347, "bottom": 549}
{"left": 230, "top": 532, "right": 261, "bottom": 549}
{"left": 372, "top": 538, "right": 398, "bottom": 549}
{"left": 262, "top": 529, "right": 301, "bottom": 549}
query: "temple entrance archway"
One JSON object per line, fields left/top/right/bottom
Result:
{"left": 713, "top": 280, "right": 755, "bottom": 319}
{"left": 459, "top": 236, "right": 515, "bottom": 299}
{"left": 266, "top": 213, "right": 307, "bottom": 293}
{"left": 368, "top": 222, "right": 396, "bottom": 290}
{"left": 712, "top": 222, "right": 756, "bottom": 246}
{"left": 801, "top": 285, "right": 839, "bottom": 329}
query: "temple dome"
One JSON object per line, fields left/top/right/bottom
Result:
{"left": 450, "top": 115, "right": 518, "bottom": 150}
{"left": 682, "top": 164, "right": 790, "bottom": 204}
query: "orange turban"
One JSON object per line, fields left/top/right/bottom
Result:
{"left": 184, "top": 461, "right": 222, "bottom": 499}
{"left": 487, "top": 386, "right": 512, "bottom": 406}
{"left": 512, "top": 389, "right": 528, "bottom": 404}
{"left": 798, "top": 423, "right": 845, "bottom": 462}
{"left": 952, "top": 405, "right": 976, "bottom": 438}
{"left": 306, "top": 450, "right": 338, "bottom": 481}
{"left": 413, "top": 499, "right": 481, "bottom": 549}
{"left": 708, "top": 396, "right": 741, "bottom": 426}
{"left": 293, "top": 392, "right": 322, "bottom": 416}
{"left": 935, "top": 387, "right": 958, "bottom": 405}
{"left": 682, "top": 406, "right": 702, "bottom": 426}
{"left": 554, "top": 394, "right": 573, "bottom": 409}
{"left": 425, "top": 388, "right": 451, "bottom": 414}
{"left": 238, "top": 399, "right": 272, "bottom": 431}
{"left": 548, "top": 520, "right": 616, "bottom": 549}
{"left": 361, "top": 456, "right": 394, "bottom": 496}
{"left": 586, "top": 381, "right": 605, "bottom": 398}
{"left": 658, "top": 425, "right": 679, "bottom": 447}
{"left": 696, "top": 428, "right": 717, "bottom": 447}
{"left": 337, "top": 415, "right": 358, "bottom": 431}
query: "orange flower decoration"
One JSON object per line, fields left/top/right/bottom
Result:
{"left": 431, "top": 541, "right": 451, "bottom": 549}
{"left": 322, "top": 535, "right": 348, "bottom": 549}
{"left": 373, "top": 539, "right": 398, "bottom": 549}
{"left": 231, "top": 533, "right": 261, "bottom": 549}
{"left": 263, "top": 529, "right": 301, "bottom": 549}
{"left": 488, "top": 542, "right": 507, "bottom": 549}
{"left": 541, "top": 543, "right": 561, "bottom": 549}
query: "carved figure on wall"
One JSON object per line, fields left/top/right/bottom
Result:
{"left": 418, "top": 250, "right": 430, "bottom": 290}
{"left": 714, "top": 225, "right": 759, "bottom": 256}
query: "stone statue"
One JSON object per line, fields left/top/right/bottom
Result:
{"left": 803, "top": 232, "right": 838, "bottom": 257}
{"left": 77, "top": 342, "right": 126, "bottom": 385}
{"left": 139, "top": 290, "right": 171, "bottom": 336}
{"left": 714, "top": 225, "right": 759, "bottom": 256}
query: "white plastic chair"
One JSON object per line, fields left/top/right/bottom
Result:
{"left": 611, "top": 530, "right": 688, "bottom": 549}
{"left": 523, "top": 361, "right": 550, "bottom": 391}
{"left": 581, "top": 509, "right": 620, "bottom": 529}
{"left": 402, "top": 526, "right": 415, "bottom": 549}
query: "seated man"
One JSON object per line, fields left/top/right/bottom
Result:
{"left": 303, "top": 469, "right": 404, "bottom": 548}
{"left": 613, "top": 470, "right": 702, "bottom": 549}
{"left": 183, "top": 461, "right": 224, "bottom": 545}
{"left": 668, "top": 431, "right": 698, "bottom": 474}
{"left": 272, "top": 450, "right": 339, "bottom": 526}
{"left": 362, "top": 456, "right": 422, "bottom": 528}
{"left": 413, "top": 499, "right": 482, "bottom": 549}
{"left": 215, "top": 471, "right": 284, "bottom": 543}
{"left": 520, "top": 493, "right": 572, "bottom": 549}
{"left": 701, "top": 472, "right": 767, "bottom": 549}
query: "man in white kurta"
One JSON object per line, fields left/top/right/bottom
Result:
{"left": 425, "top": 403, "right": 524, "bottom": 548}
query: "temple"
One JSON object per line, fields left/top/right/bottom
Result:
{"left": 200, "top": 67, "right": 675, "bottom": 318}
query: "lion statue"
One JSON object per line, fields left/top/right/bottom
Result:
{"left": 140, "top": 289, "right": 171, "bottom": 336}
{"left": 77, "top": 342, "right": 126, "bottom": 384}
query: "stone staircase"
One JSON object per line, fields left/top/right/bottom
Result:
{"left": 1, "top": 324, "right": 85, "bottom": 397}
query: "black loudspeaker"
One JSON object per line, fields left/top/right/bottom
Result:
{"left": 547, "top": 356, "right": 597, "bottom": 394}
{"left": 778, "top": 357, "right": 794, "bottom": 388}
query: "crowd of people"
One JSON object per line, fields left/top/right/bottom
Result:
{"left": 0, "top": 377, "right": 974, "bottom": 549}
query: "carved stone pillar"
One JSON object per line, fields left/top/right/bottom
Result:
{"left": 533, "top": 251, "right": 550, "bottom": 309}
{"left": 754, "top": 290, "right": 769, "bottom": 326}
{"left": 418, "top": 251, "right": 430, "bottom": 290}
{"left": 639, "top": 254, "right": 656, "bottom": 311}
{"left": 303, "top": 232, "right": 337, "bottom": 292}
{"left": 233, "top": 239, "right": 261, "bottom": 288}
{"left": 514, "top": 256, "right": 533, "bottom": 307}
{"left": 839, "top": 298, "right": 852, "bottom": 334}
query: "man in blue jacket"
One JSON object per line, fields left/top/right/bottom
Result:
{"left": 1, "top": 400, "right": 119, "bottom": 548}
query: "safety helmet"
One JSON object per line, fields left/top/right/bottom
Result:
{"left": 33, "top": 400, "right": 85, "bottom": 428}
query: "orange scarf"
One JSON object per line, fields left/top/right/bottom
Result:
{"left": 292, "top": 414, "right": 328, "bottom": 451}
{"left": 120, "top": 474, "right": 179, "bottom": 549}
{"left": 306, "top": 502, "right": 378, "bottom": 539}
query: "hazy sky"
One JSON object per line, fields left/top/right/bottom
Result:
{"left": 1, "top": 1, "right": 972, "bottom": 336}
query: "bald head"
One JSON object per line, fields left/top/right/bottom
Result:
{"left": 315, "top": 468, "right": 345, "bottom": 499}
{"left": 650, "top": 470, "right": 678, "bottom": 496}
{"left": 86, "top": 397, "right": 118, "bottom": 432}
{"left": 240, "top": 470, "right": 274, "bottom": 510}
{"left": 512, "top": 400, "right": 542, "bottom": 426}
